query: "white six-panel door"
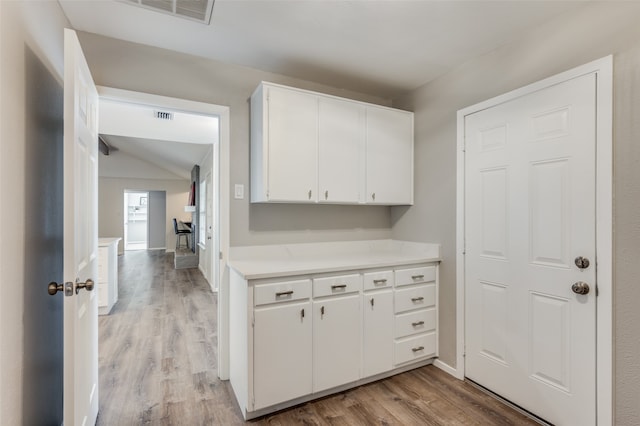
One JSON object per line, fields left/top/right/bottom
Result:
{"left": 64, "top": 28, "right": 100, "bottom": 426}
{"left": 464, "top": 73, "right": 596, "bottom": 425}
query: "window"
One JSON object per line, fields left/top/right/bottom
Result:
{"left": 199, "top": 178, "right": 206, "bottom": 246}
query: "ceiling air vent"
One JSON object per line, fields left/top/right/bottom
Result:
{"left": 155, "top": 110, "right": 174, "bottom": 120}
{"left": 122, "top": 0, "right": 215, "bottom": 25}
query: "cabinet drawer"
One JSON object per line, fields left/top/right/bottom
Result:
{"left": 363, "top": 270, "right": 394, "bottom": 291}
{"left": 313, "top": 274, "right": 361, "bottom": 298}
{"left": 254, "top": 279, "right": 312, "bottom": 306}
{"left": 394, "top": 332, "right": 436, "bottom": 365}
{"left": 394, "top": 308, "right": 436, "bottom": 338}
{"left": 394, "top": 284, "right": 436, "bottom": 313}
{"left": 395, "top": 266, "right": 436, "bottom": 287}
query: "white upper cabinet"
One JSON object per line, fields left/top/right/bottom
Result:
{"left": 365, "top": 106, "right": 414, "bottom": 205}
{"left": 251, "top": 84, "right": 318, "bottom": 202}
{"left": 251, "top": 82, "right": 413, "bottom": 205}
{"left": 318, "top": 97, "right": 364, "bottom": 203}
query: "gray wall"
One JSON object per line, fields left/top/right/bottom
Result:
{"left": 391, "top": 3, "right": 640, "bottom": 424}
{"left": 0, "top": 2, "right": 70, "bottom": 424}
{"left": 148, "top": 191, "right": 167, "bottom": 249}
{"left": 77, "top": 32, "right": 394, "bottom": 247}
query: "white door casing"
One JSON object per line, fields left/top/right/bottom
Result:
{"left": 63, "top": 28, "right": 100, "bottom": 426}
{"left": 94, "top": 86, "right": 231, "bottom": 379}
{"left": 456, "top": 57, "right": 613, "bottom": 425}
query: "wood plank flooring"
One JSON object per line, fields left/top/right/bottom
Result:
{"left": 97, "top": 250, "right": 538, "bottom": 425}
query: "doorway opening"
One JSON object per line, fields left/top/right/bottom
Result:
{"left": 123, "top": 190, "right": 148, "bottom": 251}
{"left": 97, "top": 86, "right": 231, "bottom": 384}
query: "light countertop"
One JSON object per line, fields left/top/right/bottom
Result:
{"left": 228, "top": 239, "right": 440, "bottom": 280}
{"left": 99, "top": 237, "right": 122, "bottom": 247}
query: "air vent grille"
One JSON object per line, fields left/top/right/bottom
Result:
{"left": 155, "top": 111, "right": 174, "bottom": 120}
{"left": 122, "top": 0, "right": 215, "bottom": 25}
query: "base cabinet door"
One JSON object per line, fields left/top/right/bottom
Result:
{"left": 362, "top": 290, "right": 394, "bottom": 377}
{"left": 313, "top": 295, "right": 361, "bottom": 392}
{"left": 254, "top": 301, "right": 312, "bottom": 409}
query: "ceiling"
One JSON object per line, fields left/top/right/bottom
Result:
{"left": 98, "top": 99, "right": 217, "bottom": 179}
{"left": 60, "top": 0, "right": 590, "bottom": 178}
{"left": 58, "top": 0, "right": 590, "bottom": 99}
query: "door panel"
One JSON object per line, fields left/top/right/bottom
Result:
{"left": 63, "top": 28, "right": 99, "bottom": 426}
{"left": 465, "top": 73, "right": 596, "bottom": 425}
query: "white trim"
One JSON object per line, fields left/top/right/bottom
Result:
{"left": 455, "top": 56, "right": 613, "bottom": 425}
{"left": 433, "top": 359, "right": 458, "bottom": 378}
{"left": 96, "top": 86, "right": 232, "bottom": 380}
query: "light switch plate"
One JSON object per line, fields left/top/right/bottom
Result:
{"left": 234, "top": 184, "right": 244, "bottom": 200}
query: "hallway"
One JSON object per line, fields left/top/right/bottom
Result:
{"left": 97, "top": 250, "right": 537, "bottom": 425}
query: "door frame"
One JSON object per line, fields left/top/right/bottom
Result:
{"left": 455, "top": 56, "right": 613, "bottom": 424}
{"left": 96, "top": 86, "right": 232, "bottom": 380}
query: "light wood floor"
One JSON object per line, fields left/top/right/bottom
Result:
{"left": 97, "top": 250, "right": 538, "bottom": 425}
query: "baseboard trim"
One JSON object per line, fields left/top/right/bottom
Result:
{"left": 433, "top": 359, "right": 462, "bottom": 380}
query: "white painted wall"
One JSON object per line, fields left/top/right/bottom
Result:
{"left": 198, "top": 147, "right": 214, "bottom": 280}
{"left": 100, "top": 148, "right": 184, "bottom": 180}
{"left": 100, "top": 178, "right": 190, "bottom": 254}
{"left": 391, "top": 3, "right": 640, "bottom": 423}
{"left": 76, "top": 31, "right": 394, "bottom": 247}
{"left": 0, "top": 2, "right": 70, "bottom": 424}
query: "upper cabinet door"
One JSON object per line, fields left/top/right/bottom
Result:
{"left": 318, "top": 97, "right": 364, "bottom": 204}
{"left": 366, "top": 106, "right": 414, "bottom": 205}
{"left": 266, "top": 86, "right": 318, "bottom": 202}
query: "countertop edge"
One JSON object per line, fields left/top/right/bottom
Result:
{"left": 229, "top": 257, "right": 442, "bottom": 281}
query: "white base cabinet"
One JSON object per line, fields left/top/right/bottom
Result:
{"left": 98, "top": 238, "right": 120, "bottom": 315}
{"left": 254, "top": 300, "right": 312, "bottom": 409}
{"left": 229, "top": 261, "right": 438, "bottom": 420}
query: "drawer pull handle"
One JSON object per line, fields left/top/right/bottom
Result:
{"left": 412, "top": 321, "right": 425, "bottom": 327}
{"left": 331, "top": 284, "right": 347, "bottom": 290}
{"left": 411, "top": 274, "right": 425, "bottom": 280}
{"left": 412, "top": 346, "right": 425, "bottom": 353}
{"left": 373, "top": 279, "right": 387, "bottom": 284}
{"left": 411, "top": 297, "right": 425, "bottom": 302}
{"left": 301, "top": 308, "right": 305, "bottom": 319}
{"left": 275, "top": 290, "right": 294, "bottom": 297}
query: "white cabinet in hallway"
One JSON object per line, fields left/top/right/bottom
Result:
{"left": 251, "top": 82, "right": 413, "bottom": 205}
{"left": 252, "top": 84, "right": 318, "bottom": 202}
{"left": 98, "top": 237, "right": 121, "bottom": 315}
{"left": 312, "top": 274, "right": 362, "bottom": 392}
{"left": 317, "top": 97, "right": 364, "bottom": 203}
{"left": 228, "top": 240, "right": 440, "bottom": 420}
{"left": 253, "top": 300, "right": 313, "bottom": 409}
{"left": 365, "top": 105, "right": 414, "bottom": 205}
{"left": 362, "top": 270, "right": 394, "bottom": 377}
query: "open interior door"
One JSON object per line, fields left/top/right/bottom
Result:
{"left": 63, "top": 28, "right": 99, "bottom": 425}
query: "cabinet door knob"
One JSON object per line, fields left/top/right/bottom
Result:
{"left": 372, "top": 192, "right": 376, "bottom": 201}
{"left": 320, "top": 306, "right": 325, "bottom": 318}
{"left": 370, "top": 297, "right": 375, "bottom": 307}
{"left": 301, "top": 308, "right": 305, "bottom": 319}
{"left": 325, "top": 190, "right": 328, "bottom": 200}
{"left": 308, "top": 189, "right": 312, "bottom": 200}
